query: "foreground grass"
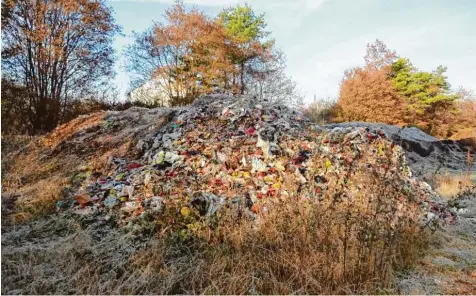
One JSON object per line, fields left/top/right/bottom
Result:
{"left": 2, "top": 189, "right": 429, "bottom": 295}
{"left": 2, "top": 120, "right": 446, "bottom": 294}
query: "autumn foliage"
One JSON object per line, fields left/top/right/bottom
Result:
{"left": 1, "top": 0, "right": 119, "bottom": 134}
{"left": 338, "top": 67, "right": 405, "bottom": 125}
{"left": 336, "top": 40, "right": 474, "bottom": 138}
{"left": 125, "top": 3, "right": 291, "bottom": 106}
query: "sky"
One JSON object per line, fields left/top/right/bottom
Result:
{"left": 108, "top": 0, "right": 476, "bottom": 103}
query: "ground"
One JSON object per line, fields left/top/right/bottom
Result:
{"left": 397, "top": 191, "right": 476, "bottom": 294}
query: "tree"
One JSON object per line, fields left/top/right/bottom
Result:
{"left": 302, "top": 97, "right": 339, "bottom": 124}
{"left": 1, "top": 78, "right": 31, "bottom": 135}
{"left": 337, "top": 40, "right": 461, "bottom": 137}
{"left": 450, "top": 87, "right": 476, "bottom": 139}
{"left": 126, "top": 3, "right": 298, "bottom": 108}
{"left": 218, "top": 4, "right": 274, "bottom": 94}
{"left": 125, "top": 3, "right": 233, "bottom": 106}
{"left": 1, "top": 0, "right": 119, "bottom": 134}
{"left": 363, "top": 39, "right": 397, "bottom": 70}
{"left": 390, "top": 58, "right": 459, "bottom": 134}
{"left": 338, "top": 67, "right": 405, "bottom": 124}
{"left": 337, "top": 40, "right": 405, "bottom": 124}
{"left": 245, "top": 50, "right": 303, "bottom": 108}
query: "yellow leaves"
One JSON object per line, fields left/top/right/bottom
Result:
{"left": 325, "top": 159, "right": 332, "bottom": 169}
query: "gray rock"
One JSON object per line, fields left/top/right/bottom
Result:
{"left": 324, "top": 122, "right": 476, "bottom": 176}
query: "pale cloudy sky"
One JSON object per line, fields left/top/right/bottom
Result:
{"left": 108, "top": 0, "right": 476, "bottom": 103}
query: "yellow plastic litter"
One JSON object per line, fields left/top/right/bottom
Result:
{"left": 155, "top": 151, "right": 165, "bottom": 165}
{"left": 325, "top": 159, "right": 332, "bottom": 169}
{"left": 181, "top": 207, "right": 191, "bottom": 217}
{"left": 378, "top": 144, "right": 384, "bottom": 156}
{"left": 275, "top": 162, "right": 286, "bottom": 171}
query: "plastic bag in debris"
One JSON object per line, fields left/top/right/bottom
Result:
{"left": 104, "top": 196, "right": 119, "bottom": 209}
{"left": 191, "top": 193, "right": 226, "bottom": 216}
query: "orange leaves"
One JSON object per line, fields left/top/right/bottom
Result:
{"left": 126, "top": 2, "right": 276, "bottom": 105}
{"left": 2, "top": 0, "right": 119, "bottom": 134}
{"left": 147, "top": 3, "right": 231, "bottom": 102}
{"left": 338, "top": 67, "right": 406, "bottom": 125}
{"left": 74, "top": 193, "right": 91, "bottom": 207}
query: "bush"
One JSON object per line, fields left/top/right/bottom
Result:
{"left": 1, "top": 78, "right": 158, "bottom": 137}
{"left": 302, "top": 98, "right": 340, "bottom": 124}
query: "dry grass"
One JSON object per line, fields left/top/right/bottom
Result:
{"left": 1, "top": 107, "right": 438, "bottom": 294}
{"left": 10, "top": 177, "right": 69, "bottom": 224}
{"left": 450, "top": 128, "right": 476, "bottom": 141}
{"left": 1, "top": 193, "right": 428, "bottom": 294}
{"left": 1, "top": 109, "right": 172, "bottom": 224}
{"left": 433, "top": 172, "right": 476, "bottom": 199}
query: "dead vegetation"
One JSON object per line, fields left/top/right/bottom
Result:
{"left": 2, "top": 178, "right": 429, "bottom": 294}
{"left": 434, "top": 173, "right": 476, "bottom": 199}
{"left": 1, "top": 108, "right": 173, "bottom": 225}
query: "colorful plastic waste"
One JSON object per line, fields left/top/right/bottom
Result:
{"left": 64, "top": 95, "right": 453, "bottom": 233}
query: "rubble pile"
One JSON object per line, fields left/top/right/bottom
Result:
{"left": 325, "top": 122, "right": 476, "bottom": 175}
{"left": 60, "top": 95, "right": 455, "bottom": 236}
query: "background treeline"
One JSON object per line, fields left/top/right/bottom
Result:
{"left": 1, "top": 0, "right": 474, "bottom": 139}
{"left": 303, "top": 40, "right": 476, "bottom": 139}
{"left": 123, "top": 3, "right": 302, "bottom": 107}
{"left": 1, "top": 1, "right": 302, "bottom": 135}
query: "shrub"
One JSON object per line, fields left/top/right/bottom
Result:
{"left": 302, "top": 98, "right": 340, "bottom": 124}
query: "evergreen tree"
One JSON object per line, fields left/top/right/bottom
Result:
{"left": 390, "top": 58, "right": 459, "bottom": 133}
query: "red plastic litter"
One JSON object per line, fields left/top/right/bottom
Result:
{"left": 245, "top": 127, "right": 256, "bottom": 135}
{"left": 127, "top": 162, "right": 143, "bottom": 170}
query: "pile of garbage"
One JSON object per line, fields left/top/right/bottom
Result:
{"left": 60, "top": 95, "right": 456, "bottom": 236}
